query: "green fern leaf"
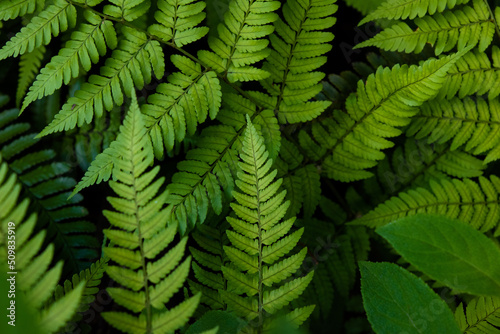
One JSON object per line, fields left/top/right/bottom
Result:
{"left": 0, "top": 102, "right": 98, "bottom": 274}
{"left": 104, "top": 0, "right": 151, "bottom": 22}
{"left": 38, "top": 282, "right": 85, "bottom": 333}
{"left": 0, "top": 0, "right": 77, "bottom": 60}
{"left": 148, "top": 0, "right": 209, "bottom": 47}
{"left": 21, "top": 10, "right": 117, "bottom": 112}
{"left": 301, "top": 50, "right": 467, "bottom": 182}
{"left": 437, "top": 47, "right": 500, "bottom": 100}
{"left": 0, "top": 154, "right": 84, "bottom": 333}
{"left": 365, "top": 138, "right": 485, "bottom": 203}
{"left": 143, "top": 54, "right": 222, "bottom": 159}
{"left": 260, "top": 0, "right": 336, "bottom": 123}
{"left": 263, "top": 272, "right": 314, "bottom": 314}
{"left": 16, "top": 45, "right": 46, "bottom": 108}
{"left": 101, "top": 91, "right": 199, "bottom": 333}
{"left": 164, "top": 124, "right": 238, "bottom": 234}
{"left": 296, "top": 165, "right": 321, "bottom": 217}
{"left": 409, "top": 96, "right": 500, "bottom": 164}
{"left": 189, "top": 223, "right": 228, "bottom": 310}
{"left": 353, "top": 176, "right": 500, "bottom": 236}
{"left": 0, "top": 0, "right": 44, "bottom": 21}
{"left": 222, "top": 116, "right": 313, "bottom": 331}
{"left": 455, "top": 296, "right": 500, "bottom": 333}
{"left": 357, "top": 0, "right": 494, "bottom": 55}
{"left": 198, "top": 0, "right": 280, "bottom": 82}
{"left": 359, "top": 0, "right": 470, "bottom": 24}
{"left": 38, "top": 26, "right": 164, "bottom": 137}
{"left": 51, "top": 257, "right": 108, "bottom": 330}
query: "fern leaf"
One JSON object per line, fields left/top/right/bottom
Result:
{"left": 0, "top": 0, "right": 43, "bottom": 21}
{"left": 189, "top": 223, "right": 228, "bottom": 310}
{"left": 260, "top": 0, "right": 336, "bottom": 123}
{"left": 222, "top": 116, "right": 313, "bottom": 331}
{"left": 38, "top": 282, "right": 85, "bottom": 333}
{"left": 143, "top": 55, "right": 222, "bottom": 159}
{"left": 46, "top": 259, "right": 107, "bottom": 334}
{"left": 38, "top": 26, "right": 164, "bottom": 137}
{"left": 0, "top": 0, "right": 77, "bottom": 60}
{"left": 357, "top": 0, "right": 494, "bottom": 55}
{"left": 16, "top": 45, "right": 46, "bottom": 108}
{"left": 21, "top": 11, "right": 117, "bottom": 112}
{"left": 365, "top": 138, "right": 485, "bottom": 203}
{"left": 104, "top": 0, "right": 151, "bottom": 22}
{"left": 263, "top": 272, "right": 314, "bottom": 314}
{"left": 296, "top": 165, "right": 321, "bottom": 217}
{"left": 353, "top": 176, "right": 500, "bottom": 236}
{"left": 0, "top": 103, "right": 98, "bottom": 274}
{"left": 198, "top": 0, "right": 280, "bottom": 82}
{"left": 455, "top": 296, "right": 500, "bottom": 333}
{"left": 148, "top": 0, "right": 209, "bottom": 47}
{"left": 301, "top": 50, "right": 466, "bottom": 182}
{"left": 0, "top": 154, "right": 84, "bottom": 333}
{"left": 101, "top": 91, "right": 199, "bottom": 333}
{"left": 409, "top": 96, "right": 500, "bottom": 164}
{"left": 164, "top": 124, "right": 238, "bottom": 234}
{"left": 73, "top": 103, "right": 121, "bottom": 171}
{"left": 437, "top": 46, "right": 500, "bottom": 100}
{"left": 359, "top": 0, "right": 470, "bottom": 24}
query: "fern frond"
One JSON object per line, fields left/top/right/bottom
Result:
{"left": 73, "top": 103, "right": 121, "bottom": 171}
{"left": 101, "top": 91, "right": 199, "bottom": 333}
{"left": 222, "top": 116, "right": 313, "bottom": 330}
{"left": 365, "top": 138, "right": 485, "bottom": 203}
{"left": 357, "top": 0, "right": 495, "bottom": 55}
{"left": 21, "top": 10, "right": 118, "bottom": 112}
{"left": 189, "top": 223, "right": 229, "bottom": 310}
{"left": 163, "top": 124, "right": 238, "bottom": 234}
{"left": 164, "top": 97, "right": 284, "bottom": 233}
{"left": 104, "top": 0, "right": 151, "bottom": 22}
{"left": 437, "top": 47, "right": 500, "bottom": 100}
{"left": 51, "top": 257, "right": 108, "bottom": 332}
{"left": 359, "top": 0, "right": 470, "bottom": 24}
{"left": 258, "top": 0, "right": 336, "bottom": 123}
{"left": 16, "top": 45, "right": 46, "bottom": 108}
{"left": 0, "top": 101, "right": 98, "bottom": 274}
{"left": 0, "top": 153, "right": 84, "bottom": 333}
{"left": 143, "top": 54, "right": 222, "bottom": 159}
{"left": 39, "top": 25, "right": 164, "bottom": 137}
{"left": 408, "top": 96, "right": 500, "bottom": 164}
{"left": 455, "top": 296, "right": 500, "bottom": 333}
{"left": 0, "top": 0, "right": 77, "bottom": 60}
{"left": 275, "top": 138, "right": 323, "bottom": 219}
{"left": 0, "top": 0, "right": 44, "bottom": 21}
{"left": 354, "top": 176, "right": 500, "bottom": 236}
{"left": 198, "top": 0, "right": 281, "bottom": 82}
{"left": 300, "top": 50, "right": 465, "bottom": 182}
{"left": 148, "top": 0, "right": 209, "bottom": 47}
{"left": 295, "top": 214, "right": 370, "bottom": 320}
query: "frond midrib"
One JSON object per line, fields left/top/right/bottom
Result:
{"left": 374, "top": 19, "right": 493, "bottom": 43}
{"left": 464, "top": 301, "right": 500, "bottom": 332}
{"left": 359, "top": 199, "right": 500, "bottom": 224}
{"left": 274, "top": 1, "right": 312, "bottom": 112}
